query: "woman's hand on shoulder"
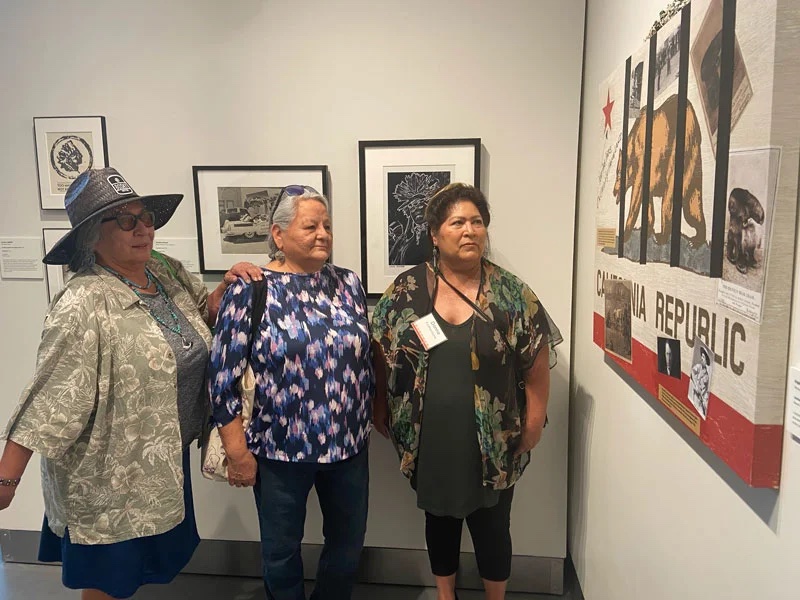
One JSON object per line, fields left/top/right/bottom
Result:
{"left": 224, "top": 262, "right": 263, "bottom": 285}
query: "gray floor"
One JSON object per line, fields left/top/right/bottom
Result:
{"left": 0, "top": 560, "right": 584, "bottom": 599}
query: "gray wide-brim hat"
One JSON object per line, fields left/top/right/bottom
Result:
{"left": 43, "top": 167, "right": 183, "bottom": 265}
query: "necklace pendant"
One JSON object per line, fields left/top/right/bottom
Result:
{"left": 182, "top": 337, "right": 193, "bottom": 350}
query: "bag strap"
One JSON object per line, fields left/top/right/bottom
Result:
{"left": 150, "top": 249, "right": 179, "bottom": 280}
{"left": 153, "top": 249, "right": 266, "bottom": 363}
{"left": 248, "top": 279, "right": 268, "bottom": 362}
{"left": 437, "top": 270, "right": 516, "bottom": 359}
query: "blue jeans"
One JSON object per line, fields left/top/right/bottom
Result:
{"left": 253, "top": 446, "right": 369, "bottom": 600}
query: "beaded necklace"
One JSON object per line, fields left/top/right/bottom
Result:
{"left": 101, "top": 265, "right": 193, "bottom": 349}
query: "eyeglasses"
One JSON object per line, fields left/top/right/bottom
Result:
{"left": 270, "top": 185, "right": 320, "bottom": 220}
{"left": 101, "top": 209, "right": 156, "bottom": 231}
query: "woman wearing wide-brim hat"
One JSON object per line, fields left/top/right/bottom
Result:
{"left": 0, "top": 167, "right": 260, "bottom": 600}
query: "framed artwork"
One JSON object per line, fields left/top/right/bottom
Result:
{"left": 591, "top": 0, "right": 800, "bottom": 488}
{"left": 34, "top": 116, "right": 108, "bottom": 210}
{"left": 42, "top": 228, "right": 70, "bottom": 302}
{"left": 359, "top": 138, "right": 481, "bottom": 297}
{"left": 193, "top": 165, "right": 329, "bottom": 273}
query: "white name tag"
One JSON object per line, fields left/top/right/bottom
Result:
{"left": 411, "top": 313, "right": 448, "bottom": 350}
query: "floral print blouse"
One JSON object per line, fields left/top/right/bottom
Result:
{"left": 371, "top": 260, "right": 559, "bottom": 490}
{"left": 208, "top": 264, "right": 374, "bottom": 463}
{"left": 1, "top": 254, "right": 211, "bottom": 545}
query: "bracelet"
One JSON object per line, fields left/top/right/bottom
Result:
{"left": 0, "top": 477, "right": 21, "bottom": 487}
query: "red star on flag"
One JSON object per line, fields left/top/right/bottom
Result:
{"left": 602, "top": 90, "right": 615, "bottom": 136}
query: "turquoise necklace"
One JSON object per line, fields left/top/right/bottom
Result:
{"left": 101, "top": 265, "right": 193, "bottom": 349}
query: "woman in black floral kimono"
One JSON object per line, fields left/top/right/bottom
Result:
{"left": 371, "top": 183, "right": 561, "bottom": 600}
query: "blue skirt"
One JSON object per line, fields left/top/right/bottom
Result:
{"left": 38, "top": 450, "right": 200, "bottom": 599}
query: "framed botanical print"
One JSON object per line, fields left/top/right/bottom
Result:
{"left": 359, "top": 138, "right": 481, "bottom": 296}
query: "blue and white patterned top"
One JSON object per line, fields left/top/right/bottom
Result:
{"left": 209, "top": 264, "right": 374, "bottom": 463}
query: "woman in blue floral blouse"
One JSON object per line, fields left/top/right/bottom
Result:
{"left": 208, "top": 185, "right": 375, "bottom": 600}
{"left": 371, "top": 183, "right": 561, "bottom": 600}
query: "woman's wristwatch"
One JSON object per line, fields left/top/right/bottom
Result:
{"left": 0, "top": 477, "right": 21, "bottom": 487}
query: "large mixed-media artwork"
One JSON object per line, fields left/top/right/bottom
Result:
{"left": 359, "top": 139, "right": 480, "bottom": 296}
{"left": 593, "top": 0, "right": 799, "bottom": 488}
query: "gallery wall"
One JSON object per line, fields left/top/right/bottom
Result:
{"left": 572, "top": 0, "right": 800, "bottom": 598}
{"left": 0, "top": 0, "right": 584, "bottom": 565}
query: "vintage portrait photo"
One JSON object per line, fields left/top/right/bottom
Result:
{"left": 688, "top": 340, "right": 714, "bottom": 419}
{"left": 34, "top": 116, "right": 108, "bottom": 209}
{"left": 717, "top": 147, "right": 780, "bottom": 322}
{"left": 386, "top": 170, "right": 450, "bottom": 266}
{"left": 657, "top": 337, "right": 682, "bottom": 379}
{"left": 654, "top": 24, "right": 681, "bottom": 100}
{"left": 722, "top": 148, "right": 779, "bottom": 288}
{"left": 690, "top": 0, "right": 753, "bottom": 151}
{"left": 603, "top": 279, "right": 632, "bottom": 363}
{"left": 216, "top": 186, "right": 281, "bottom": 255}
{"left": 628, "top": 61, "right": 644, "bottom": 114}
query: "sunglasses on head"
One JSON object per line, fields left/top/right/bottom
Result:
{"left": 101, "top": 209, "right": 156, "bottom": 231}
{"left": 270, "top": 185, "right": 320, "bottom": 220}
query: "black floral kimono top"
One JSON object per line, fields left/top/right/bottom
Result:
{"left": 371, "top": 259, "right": 561, "bottom": 490}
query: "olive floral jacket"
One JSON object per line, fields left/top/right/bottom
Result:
{"left": 371, "top": 260, "right": 558, "bottom": 490}
{"left": 2, "top": 255, "right": 210, "bottom": 545}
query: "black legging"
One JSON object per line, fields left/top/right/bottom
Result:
{"left": 424, "top": 487, "right": 514, "bottom": 582}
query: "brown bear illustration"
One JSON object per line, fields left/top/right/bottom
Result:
{"left": 613, "top": 94, "right": 706, "bottom": 248}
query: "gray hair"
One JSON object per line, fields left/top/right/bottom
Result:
{"left": 268, "top": 191, "right": 330, "bottom": 261}
{"left": 68, "top": 217, "right": 103, "bottom": 272}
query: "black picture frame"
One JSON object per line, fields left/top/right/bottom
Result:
{"left": 358, "top": 138, "right": 481, "bottom": 297}
{"left": 42, "top": 227, "right": 71, "bottom": 302}
{"left": 192, "top": 165, "right": 329, "bottom": 273}
{"left": 34, "top": 116, "right": 109, "bottom": 210}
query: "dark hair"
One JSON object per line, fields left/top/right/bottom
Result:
{"left": 424, "top": 183, "right": 491, "bottom": 235}
{"left": 700, "top": 347, "right": 710, "bottom": 364}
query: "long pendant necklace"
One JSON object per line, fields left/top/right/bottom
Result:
{"left": 101, "top": 265, "right": 193, "bottom": 349}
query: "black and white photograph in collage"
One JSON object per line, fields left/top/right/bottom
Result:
{"left": 657, "top": 337, "right": 681, "bottom": 379}
{"left": 603, "top": 279, "right": 633, "bottom": 363}
{"left": 717, "top": 148, "right": 780, "bottom": 322}
{"left": 628, "top": 61, "right": 644, "bottom": 113}
{"left": 654, "top": 24, "right": 681, "bottom": 99}
{"left": 690, "top": 0, "right": 753, "bottom": 150}
{"left": 216, "top": 186, "right": 281, "bottom": 255}
{"left": 722, "top": 148, "right": 779, "bottom": 288}
{"left": 386, "top": 171, "right": 450, "bottom": 266}
{"left": 688, "top": 339, "right": 714, "bottom": 420}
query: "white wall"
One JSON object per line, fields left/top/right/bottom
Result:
{"left": 0, "top": 0, "right": 584, "bottom": 560}
{"left": 571, "top": 1, "right": 800, "bottom": 598}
